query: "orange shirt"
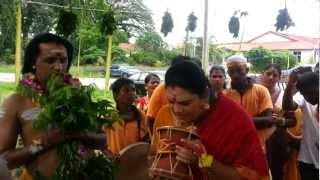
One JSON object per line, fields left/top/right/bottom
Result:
{"left": 146, "top": 83, "right": 168, "bottom": 120}
{"left": 105, "top": 110, "right": 147, "bottom": 154}
{"left": 224, "top": 84, "right": 274, "bottom": 150}
{"left": 224, "top": 84, "right": 273, "bottom": 116}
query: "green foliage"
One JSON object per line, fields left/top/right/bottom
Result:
{"left": 81, "top": 46, "right": 106, "bottom": 65}
{"left": 186, "top": 12, "right": 197, "bottom": 32}
{"left": 0, "top": 49, "right": 14, "bottom": 64}
{"left": 115, "top": 0, "right": 155, "bottom": 37}
{"left": 275, "top": 8, "right": 295, "bottom": 31}
{"left": 111, "top": 46, "right": 128, "bottom": 63}
{"left": 17, "top": 73, "right": 118, "bottom": 179}
{"left": 81, "top": 46, "right": 127, "bottom": 65}
{"left": 0, "top": 0, "right": 16, "bottom": 61}
{"left": 112, "top": 31, "right": 129, "bottom": 45}
{"left": 209, "top": 45, "right": 234, "bottom": 64}
{"left": 130, "top": 51, "right": 158, "bottom": 66}
{"left": 101, "top": 9, "right": 117, "bottom": 35}
{"left": 56, "top": 9, "right": 78, "bottom": 38}
{"left": 161, "top": 11, "right": 174, "bottom": 37}
{"left": 246, "top": 47, "right": 298, "bottom": 72}
{"left": 135, "top": 31, "right": 167, "bottom": 52}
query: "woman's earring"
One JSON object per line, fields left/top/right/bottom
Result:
{"left": 32, "top": 66, "right": 36, "bottom": 70}
{"left": 204, "top": 103, "right": 210, "bottom": 110}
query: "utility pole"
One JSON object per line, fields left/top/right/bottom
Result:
{"left": 202, "top": 0, "right": 209, "bottom": 74}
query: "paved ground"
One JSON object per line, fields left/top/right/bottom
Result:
{"left": 0, "top": 73, "right": 116, "bottom": 90}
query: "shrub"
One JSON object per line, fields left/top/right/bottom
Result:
{"left": 246, "top": 47, "right": 297, "bottom": 72}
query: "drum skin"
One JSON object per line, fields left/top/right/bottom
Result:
{"left": 117, "top": 142, "right": 151, "bottom": 180}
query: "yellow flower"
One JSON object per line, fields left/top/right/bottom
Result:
{"left": 199, "top": 153, "right": 214, "bottom": 168}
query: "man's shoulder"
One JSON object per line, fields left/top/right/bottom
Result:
{"left": 252, "top": 84, "right": 268, "bottom": 92}
{"left": 2, "top": 93, "right": 27, "bottom": 107}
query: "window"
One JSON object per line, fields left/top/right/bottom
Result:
{"left": 293, "top": 51, "right": 301, "bottom": 62}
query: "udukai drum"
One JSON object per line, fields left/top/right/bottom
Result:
{"left": 149, "top": 126, "right": 200, "bottom": 180}
{"left": 117, "top": 142, "right": 151, "bottom": 180}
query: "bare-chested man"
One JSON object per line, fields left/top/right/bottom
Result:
{"left": 0, "top": 33, "right": 105, "bottom": 178}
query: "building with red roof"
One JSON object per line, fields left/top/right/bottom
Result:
{"left": 219, "top": 31, "right": 319, "bottom": 64}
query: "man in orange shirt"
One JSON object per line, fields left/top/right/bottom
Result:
{"left": 224, "top": 54, "right": 280, "bottom": 151}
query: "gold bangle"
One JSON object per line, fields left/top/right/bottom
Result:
{"left": 199, "top": 153, "right": 214, "bottom": 168}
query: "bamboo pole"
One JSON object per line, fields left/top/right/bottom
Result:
{"left": 15, "top": 0, "right": 22, "bottom": 84}
{"left": 104, "top": 35, "right": 113, "bottom": 95}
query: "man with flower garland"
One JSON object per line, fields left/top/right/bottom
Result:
{"left": 0, "top": 33, "right": 106, "bottom": 179}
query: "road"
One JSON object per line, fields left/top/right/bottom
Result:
{"left": 0, "top": 73, "right": 116, "bottom": 90}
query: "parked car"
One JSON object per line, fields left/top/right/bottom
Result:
{"left": 108, "top": 64, "right": 141, "bottom": 78}
{"left": 109, "top": 64, "right": 126, "bottom": 77}
{"left": 120, "top": 68, "right": 141, "bottom": 78}
{"left": 129, "top": 71, "right": 165, "bottom": 95}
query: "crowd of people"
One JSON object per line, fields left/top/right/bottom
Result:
{"left": 0, "top": 33, "right": 318, "bottom": 180}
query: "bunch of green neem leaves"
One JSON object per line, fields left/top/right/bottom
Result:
{"left": 17, "top": 73, "right": 119, "bottom": 180}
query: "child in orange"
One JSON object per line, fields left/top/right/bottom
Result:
{"left": 105, "top": 78, "right": 147, "bottom": 154}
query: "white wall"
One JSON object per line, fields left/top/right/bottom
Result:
{"left": 300, "top": 50, "right": 316, "bottom": 64}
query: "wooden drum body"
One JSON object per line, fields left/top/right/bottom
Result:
{"left": 150, "top": 126, "right": 199, "bottom": 180}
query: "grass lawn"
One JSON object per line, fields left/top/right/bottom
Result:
{"left": 0, "top": 64, "right": 15, "bottom": 73}
{"left": 0, "top": 82, "right": 17, "bottom": 103}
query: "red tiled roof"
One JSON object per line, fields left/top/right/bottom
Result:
{"left": 219, "top": 31, "right": 320, "bottom": 52}
{"left": 119, "top": 43, "right": 135, "bottom": 52}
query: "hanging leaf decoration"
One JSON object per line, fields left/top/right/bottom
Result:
{"left": 101, "top": 9, "right": 117, "bottom": 35}
{"left": 228, "top": 15, "right": 240, "bottom": 38}
{"left": 275, "top": 8, "right": 295, "bottom": 31}
{"left": 186, "top": 12, "right": 197, "bottom": 32}
{"left": 160, "top": 11, "right": 174, "bottom": 37}
{"left": 56, "top": 9, "right": 78, "bottom": 37}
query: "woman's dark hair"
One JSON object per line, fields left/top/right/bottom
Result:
{"left": 264, "top": 64, "right": 282, "bottom": 76}
{"left": 144, "top": 73, "right": 160, "bottom": 84}
{"left": 165, "top": 61, "right": 209, "bottom": 98}
{"left": 22, "top": 33, "right": 74, "bottom": 74}
{"left": 111, "top": 78, "right": 135, "bottom": 99}
{"left": 296, "top": 72, "right": 319, "bottom": 92}
{"left": 209, "top": 65, "right": 226, "bottom": 77}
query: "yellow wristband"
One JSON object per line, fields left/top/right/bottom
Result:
{"left": 199, "top": 154, "right": 214, "bottom": 168}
